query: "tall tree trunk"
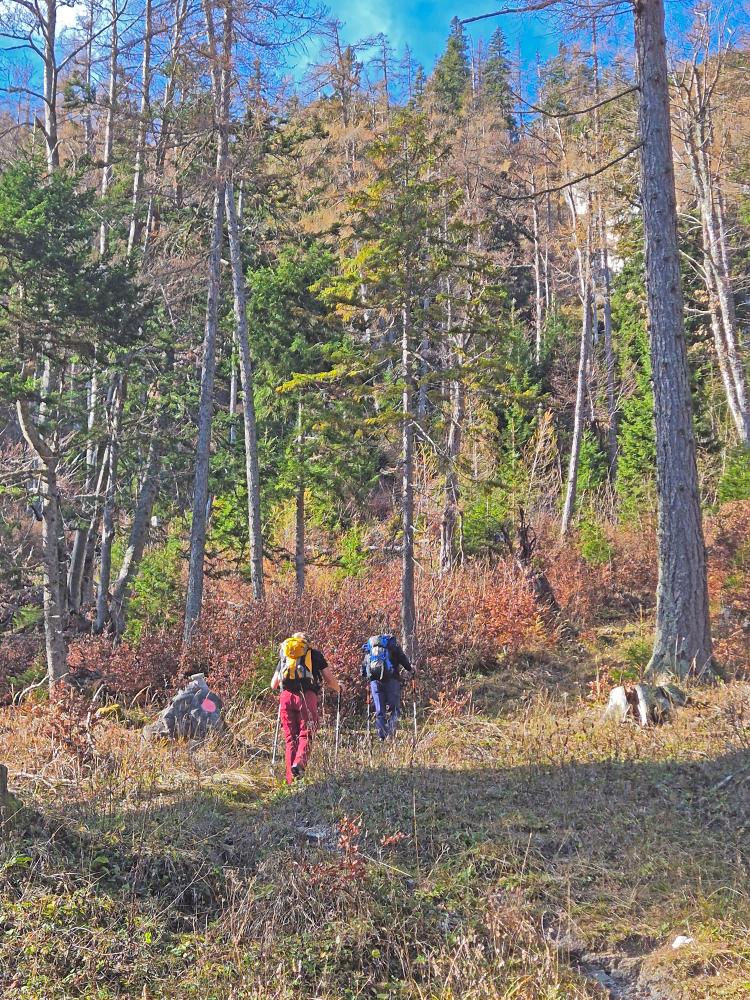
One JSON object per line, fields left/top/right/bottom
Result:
{"left": 228, "top": 331, "right": 238, "bottom": 447}
{"left": 99, "top": 0, "right": 119, "bottom": 257}
{"left": 83, "top": 0, "right": 95, "bottom": 159}
{"left": 214, "top": 0, "right": 264, "bottom": 598}
{"left": 109, "top": 407, "right": 164, "bottom": 637}
{"left": 439, "top": 376, "right": 465, "bottom": 573}
{"left": 681, "top": 101, "right": 750, "bottom": 444}
{"left": 42, "top": 0, "right": 59, "bottom": 172}
{"left": 142, "top": 0, "right": 188, "bottom": 261}
{"left": 561, "top": 282, "right": 593, "bottom": 536}
{"left": 68, "top": 369, "right": 100, "bottom": 611}
{"left": 591, "top": 15, "right": 618, "bottom": 477}
{"left": 183, "top": 177, "right": 225, "bottom": 644}
{"left": 295, "top": 403, "right": 305, "bottom": 595}
{"left": 634, "top": 0, "right": 713, "bottom": 680}
{"left": 401, "top": 302, "right": 417, "bottom": 662}
{"left": 80, "top": 442, "right": 110, "bottom": 608}
{"left": 17, "top": 401, "right": 67, "bottom": 689}
{"left": 183, "top": 0, "right": 230, "bottom": 642}
{"left": 598, "top": 210, "right": 618, "bottom": 478}
{"left": 127, "top": 0, "right": 153, "bottom": 257}
{"left": 558, "top": 146, "right": 592, "bottom": 538}
{"left": 95, "top": 374, "right": 125, "bottom": 633}
{"left": 225, "top": 180, "right": 265, "bottom": 600}
{"left": 531, "top": 174, "right": 544, "bottom": 365}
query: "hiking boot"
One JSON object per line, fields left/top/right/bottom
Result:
{"left": 291, "top": 764, "right": 303, "bottom": 780}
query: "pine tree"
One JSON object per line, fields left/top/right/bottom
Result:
{"left": 482, "top": 28, "right": 516, "bottom": 135}
{"left": 430, "top": 18, "right": 471, "bottom": 115}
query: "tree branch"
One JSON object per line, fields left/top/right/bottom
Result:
{"left": 484, "top": 142, "right": 641, "bottom": 202}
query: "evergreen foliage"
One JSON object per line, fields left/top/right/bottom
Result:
{"left": 430, "top": 18, "right": 471, "bottom": 114}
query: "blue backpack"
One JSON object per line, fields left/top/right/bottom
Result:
{"left": 364, "top": 635, "right": 395, "bottom": 681}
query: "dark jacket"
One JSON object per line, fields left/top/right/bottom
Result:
{"left": 361, "top": 636, "right": 412, "bottom": 681}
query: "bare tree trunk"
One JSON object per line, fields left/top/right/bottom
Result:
{"left": 558, "top": 145, "right": 593, "bottom": 537}
{"left": 439, "top": 376, "right": 465, "bottom": 573}
{"left": 225, "top": 180, "right": 265, "bottom": 600}
{"left": 634, "top": 0, "right": 713, "bottom": 680}
{"left": 531, "top": 174, "right": 544, "bottom": 365}
{"left": 213, "top": 0, "right": 264, "bottom": 598}
{"left": 681, "top": 103, "right": 750, "bottom": 444}
{"left": 109, "top": 408, "right": 164, "bottom": 637}
{"left": 127, "top": 0, "right": 152, "bottom": 257}
{"left": 83, "top": 0, "right": 95, "bottom": 159}
{"left": 80, "top": 442, "right": 110, "bottom": 608}
{"left": 598, "top": 211, "right": 618, "bottom": 477}
{"left": 68, "top": 368, "right": 101, "bottom": 611}
{"left": 17, "top": 401, "right": 67, "bottom": 688}
{"left": 591, "top": 15, "right": 618, "bottom": 477}
{"left": 95, "top": 374, "right": 125, "bottom": 633}
{"left": 183, "top": 178, "right": 225, "bottom": 644}
{"left": 561, "top": 282, "right": 593, "bottom": 536}
{"left": 401, "top": 302, "right": 417, "bottom": 662}
{"left": 228, "top": 331, "right": 238, "bottom": 447}
{"left": 42, "top": 0, "right": 59, "bottom": 172}
{"left": 99, "top": 0, "right": 119, "bottom": 257}
{"left": 183, "top": 0, "right": 230, "bottom": 642}
{"left": 295, "top": 403, "right": 305, "bottom": 594}
{"left": 143, "top": 0, "right": 188, "bottom": 261}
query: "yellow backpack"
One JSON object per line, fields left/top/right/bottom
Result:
{"left": 277, "top": 636, "right": 314, "bottom": 684}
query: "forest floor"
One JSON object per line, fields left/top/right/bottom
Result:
{"left": 1, "top": 629, "right": 749, "bottom": 1000}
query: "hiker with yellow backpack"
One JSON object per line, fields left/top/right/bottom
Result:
{"left": 271, "top": 633, "right": 342, "bottom": 782}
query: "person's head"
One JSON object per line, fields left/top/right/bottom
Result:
{"left": 281, "top": 632, "right": 309, "bottom": 659}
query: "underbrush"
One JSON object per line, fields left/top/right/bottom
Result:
{"left": 1, "top": 674, "right": 748, "bottom": 999}
{"left": 2, "top": 501, "right": 749, "bottom": 709}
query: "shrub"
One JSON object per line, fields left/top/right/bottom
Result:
{"left": 0, "top": 636, "right": 44, "bottom": 704}
{"left": 116, "top": 534, "right": 184, "bottom": 643}
{"left": 67, "top": 629, "right": 183, "bottom": 701}
{"left": 336, "top": 525, "right": 369, "bottom": 579}
{"left": 578, "top": 519, "right": 614, "bottom": 566}
{"left": 182, "top": 563, "right": 541, "bottom": 704}
{"left": 718, "top": 446, "right": 750, "bottom": 503}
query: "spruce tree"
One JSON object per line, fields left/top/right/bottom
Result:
{"left": 431, "top": 18, "right": 471, "bottom": 115}
{"left": 483, "top": 28, "right": 516, "bottom": 135}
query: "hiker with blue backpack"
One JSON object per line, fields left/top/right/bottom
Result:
{"left": 361, "top": 634, "right": 413, "bottom": 742}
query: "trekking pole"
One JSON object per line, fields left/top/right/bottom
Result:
{"left": 334, "top": 691, "right": 341, "bottom": 768}
{"left": 411, "top": 676, "right": 418, "bottom": 749}
{"left": 271, "top": 698, "right": 281, "bottom": 772}
{"left": 366, "top": 684, "right": 373, "bottom": 766}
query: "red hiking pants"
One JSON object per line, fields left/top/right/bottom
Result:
{"left": 279, "top": 689, "right": 319, "bottom": 783}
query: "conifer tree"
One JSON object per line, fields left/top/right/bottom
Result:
{"left": 482, "top": 28, "right": 516, "bottom": 135}
{"left": 430, "top": 18, "right": 471, "bottom": 115}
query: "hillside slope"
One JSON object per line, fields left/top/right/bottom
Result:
{"left": 1, "top": 654, "right": 748, "bottom": 1000}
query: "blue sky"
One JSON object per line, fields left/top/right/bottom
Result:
{"left": 322, "top": 0, "right": 566, "bottom": 76}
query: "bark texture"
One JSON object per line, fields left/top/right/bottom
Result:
{"left": 16, "top": 400, "right": 68, "bottom": 687}
{"left": 634, "top": 0, "right": 713, "bottom": 680}
{"left": 401, "top": 303, "right": 416, "bottom": 663}
{"left": 225, "top": 179, "right": 265, "bottom": 600}
{"left": 183, "top": 177, "right": 225, "bottom": 643}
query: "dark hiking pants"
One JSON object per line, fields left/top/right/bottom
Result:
{"left": 370, "top": 677, "right": 401, "bottom": 740}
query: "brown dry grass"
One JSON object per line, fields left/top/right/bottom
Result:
{"left": 0, "top": 654, "right": 748, "bottom": 999}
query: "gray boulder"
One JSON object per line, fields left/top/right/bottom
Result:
{"left": 143, "top": 673, "right": 224, "bottom": 741}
